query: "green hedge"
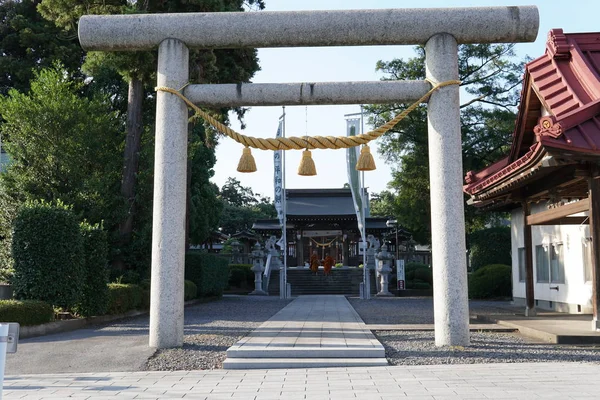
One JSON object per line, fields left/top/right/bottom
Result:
{"left": 184, "top": 280, "right": 198, "bottom": 301}
{"left": 468, "top": 264, "right": 512, "bottom": 299}
{"left": 404, "top": 262, "right": 432, "bottom": 289}
{"left": 107, "top": 283, "right": 142, "bottom": 314}
{"left": 228, "top": 264, "right": 253, "bottom": 288}
{"left": 0, "top": 299, "right": 54, "bottom": 326}
{"left": 185, "top": 253, "right": 229, "bottom": 297}
{"left": 12, "top": 201, "right": 84, "bottom": 309}
{"left": 469, "top": 226, "right": 511, "bottom": 271}
{"left": 75, "top": 223, "right": 109, "bottom": 317}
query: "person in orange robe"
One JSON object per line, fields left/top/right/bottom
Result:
{"left": 323, "top": 253, "right": 335, "bottom": 276}
{"left": 310, "top": 250, "right": 320, "bottom": 275}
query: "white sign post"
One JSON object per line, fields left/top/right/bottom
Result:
{"left": 397, "top": 259, "right": 406, "bottom": 290}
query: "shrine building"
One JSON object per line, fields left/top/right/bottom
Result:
{"left": 464, "top": 30, "right": 600, "bottom": 329}
{"left": 252, "top": 188, "right": 410, "bottom": 267}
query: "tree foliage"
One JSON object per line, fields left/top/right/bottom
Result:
{"left": 0, "top": 65, "right": 123, "bottom": 223}
{"left": 367, "top": 45, "right": 524, "bottom": 244}
{"left": 218, "top": 177, "right": 276, "bottom": 235}
{"left": 0, "top": 0, "right": 84, "bottom": 95}
{"left": 468, "top": 226, "right": 511, "bottom": 271}
{"left": 36, "top": 0, "right": 265, "bottom": 270}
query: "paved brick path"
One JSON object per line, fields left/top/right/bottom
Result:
{"left": 4, "top": 362, "right": 599, "bottom": 399}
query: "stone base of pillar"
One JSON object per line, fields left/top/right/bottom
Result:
{"left": 525, "top": 307, "right": 537, "bottom": 317}
{"left": 592, "top": 318, "right": 600, "bottom": 331}
{"left": 376, "top": 291, "right": 394, "bottom": 297}
{"left": 249, "top": 289, "right": 267, "bottom": 296}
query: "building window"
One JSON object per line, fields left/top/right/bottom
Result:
{"left": 518, "top": 247, "right": 526, "bottom": 282}
{"left": 536, "top": 244, "right": 564, "bottom": 283}
{"left": 549, "top": 244, "right": 565, "bottom": 283}
{"left": 583, "top": 242, "right": 593, "bottom": 283}
{"left": 535, "top": 245, "right": 549, "bottom": 283}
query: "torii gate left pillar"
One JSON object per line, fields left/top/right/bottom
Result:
{"left": 78, "top": 6, "right": 538, "bottom": 349}
{"left": 149, "top": 39, "right": 189, "bottom": 348}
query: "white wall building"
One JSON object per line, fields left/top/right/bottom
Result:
{"left": 511, "top": 205, "right": 594, "bottom": 313}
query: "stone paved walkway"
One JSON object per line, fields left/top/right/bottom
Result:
{"left": 4, "top": 362, "right": 599, "bottom": 399}
{"left": 224, "top": 295, "right": 386, "bottom": 369}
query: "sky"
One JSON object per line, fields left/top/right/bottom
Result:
{"left": 212, "top": 0, "right": 600, "bottom": 200}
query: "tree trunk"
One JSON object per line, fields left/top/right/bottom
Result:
{"left": 115, "top": 77, "right": 143, "bottom": 269}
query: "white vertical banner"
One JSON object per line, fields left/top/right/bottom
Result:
{"left": 273, "top": 116, "right": 285, "bottom": 249}
{"left": 346, "top": 118, "right": 364, "bottom": 240}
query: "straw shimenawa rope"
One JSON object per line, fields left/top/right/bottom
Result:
{"left": 155, "top": 79, "right": 460, "bottom": 151}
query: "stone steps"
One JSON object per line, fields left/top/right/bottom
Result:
{"left": 223, "top": 295, "right": 387, "bottom": 370}
{"left": 268, "top": 269, "right": 378, "bottom": 295}
{"left": 223, "top": 357, "right": 389, "bottom": 369}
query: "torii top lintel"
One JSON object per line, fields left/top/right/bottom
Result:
{"left": 78, "top": 6, "right": 539, "bottom": 52}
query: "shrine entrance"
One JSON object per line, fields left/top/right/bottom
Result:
{"left": 78, "top": 6, "right": 539, "bottom": 349}
{"left": 252, "top": 188, "right": 398, "bottom": 267}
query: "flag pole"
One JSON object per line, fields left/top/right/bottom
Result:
{"left": 360, "top": 104, "right": 369, "bottom": 299}
{"left": 282, "top": 106, "right": 288, "bottom": 299}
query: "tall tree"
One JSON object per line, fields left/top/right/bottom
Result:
{"left": 218, "top": 178, "right": 276, "bottom": 235}
{"left": 37, "top": 0, "right": 265, "bottom": 269}
{"left": 0, "top": 0, "right": 84, "bottom": 95}
{"left": 367, "top": 44, "right": 524, "bottom": 244}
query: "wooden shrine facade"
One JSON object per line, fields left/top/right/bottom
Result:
{"left": 464, "top": 30, "right": 600, "bottom": 329}
{"left": 252, "top": 188, "right": 409, "bottom": 267}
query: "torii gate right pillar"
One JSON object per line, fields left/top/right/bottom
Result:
{"left": 426, "top": 33, "right": 470, "bottom": 346}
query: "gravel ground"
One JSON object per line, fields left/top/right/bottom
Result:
{"left": 348, "top": 297, "right": 520, "bottom": 325}
{"left": 349, "top": 297, "right": 600, "bottom": 365}
{"left": 144, "top": 295, "right": 291, "bottom": 371}
{"left": 376, "top": 330, "right": 600, "bottom": 365}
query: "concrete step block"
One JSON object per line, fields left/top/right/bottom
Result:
{"left": 226, "top": 345, "right": 385, "bottom": 359}
{"left": 222, "top": 357, "right": 389, "bottom": 369}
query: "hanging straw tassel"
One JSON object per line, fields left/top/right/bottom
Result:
{"left": 298, "top": 149, "right": 317, "bottom": 176}
{"left": 356, "top": 144, "right": 376, "bottom": 171}
{"left": 237, "top": 146, "right": 257, "bottom": 173}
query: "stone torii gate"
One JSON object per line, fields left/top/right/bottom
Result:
{"left": 78, "top": 6, "right": 539, "bottom": 349}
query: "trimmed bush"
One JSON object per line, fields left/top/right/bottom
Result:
{"left": 468, "top": 264, "right": 512, "bottom": 299}
{"left": 184, "top": 280, "right": 198, "bottom": 301}
{"left": 413, "top": 267, "right": 433, "bottom": 285}
{"left": 140, "top": 279, "right": 151, "bottom": 309}
{"left": 185, "top": 253, "right": 229, "bottom": 297}
{"left": 469, "top": 226, "right": 511, "bottom": 271}
{"left": 228, "top": 264, "right": 253, "bottom": 288}
{"left": 75, "top": 223, "right": 109, "bottom": 317}
{"left": 405, "top": 262, "right": 429, "bottom": 281}
{"left": 12, "top": 201, "right": 84, "bottom": 309}
{"left": 107, "top": 283, "right": 142, "bottom": 314}
{"left": 0, "top": 299, "right": 53, "bottom": 326}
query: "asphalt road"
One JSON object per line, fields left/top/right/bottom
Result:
{"left": 5, "top": 314, "right": 155, "bottom": 374}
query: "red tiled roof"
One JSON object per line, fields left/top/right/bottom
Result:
{"left": 464, "top": 29, "right": 600, "bottom": 197}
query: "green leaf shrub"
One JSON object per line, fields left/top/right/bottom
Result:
{"left": 75, "top": 222, "right": 109, "bottom": 317}
{"left": 185, "top": 253, "right": 229, "bottom": 297}
{"left": 184, "top": 280, "right": 198, "bottom": 301}
{"left": 107, "top": 283, "right": 142, "bottom": 314}
{"left": 468, "top": 264, "right": 512, "bottom": 299}
{"left": 469, "top": 226, "right": 511, "bottom": 271}
{"left": 405, "top": 262, "right": 429, "bottom": 280}
{"left": 228, "top": 264, "right": 253, "bottom": 288}
{"left": 404, "top": 262, "right": 432, "bottom": 289}
{"left": 0, "top": 299, "right": 53, "bottom": 326}
{"left": 12, "top": 201, "right": 84, "bottom": 309}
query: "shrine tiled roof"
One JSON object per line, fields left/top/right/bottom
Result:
{"left": 285, "top": 188, "right": 366, "bottom": 216}
{"left": 464, "top": 29, "right": 600, "bottom": 199}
